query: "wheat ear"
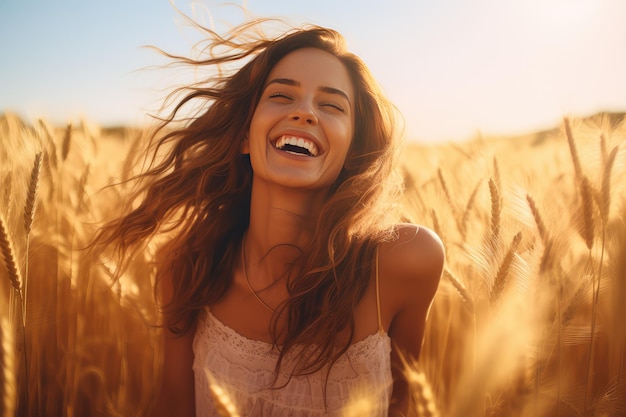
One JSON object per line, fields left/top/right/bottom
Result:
{"left": 599, "top": 133, "right": 607, "bottom": 166}
{"left": 437, "top": 168, "right": 454, "bottom": 210}
{"left": 61, "top": 123, "right": 72, "bottom": 161}
{"left": 579, "top": 175, "right": 595, "bottom": 251}
{"left": 1, "top": 175, "right": 12, "bottom": 222}
{"left": 22, "top": 152, "right": 42, "bottom": 326}
{"left": 491, "top": 231, "right": 522, "bottom": 304}
{"left": 443, "top": 269, "right": 475, "bottom": 311}
{"left": 564, "top": 117, "right": 583, "bottom": 179}
{"left": 0, "top": 216, "right": 22, "bottom": 299}
{"left": 75, "top": 164, "right": 91, "bottom": 213}
{"left": 460, "top": 180, "right": 481, "bottom": 240}
{"left": 38, "top": 119, "right": 59, "bottom": 170}
{"left": 489, "top": 178, "right": 501, "bottom": 241}
{"left": 493, "top": 157, "right": 502, "bottom": 197}
{"left": 23, "top": 152, "right": 42, "bottom": 235}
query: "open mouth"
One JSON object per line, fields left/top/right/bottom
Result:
{"left": 273, "top": 135, "right": 319, "bottom": 157}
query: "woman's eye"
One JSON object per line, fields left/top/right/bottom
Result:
{"left": 269, "top": 92, "right": 290, "bottom": 100}
{"left": 322, "top": 103, "right": 345, "bottom": 113}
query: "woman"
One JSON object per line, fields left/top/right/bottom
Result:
{"left": 98, "top": 20, "right": 443, "bottom": 416}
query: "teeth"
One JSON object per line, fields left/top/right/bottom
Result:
{"left": 274, "top": 135, "right": 319, "bottom": 156}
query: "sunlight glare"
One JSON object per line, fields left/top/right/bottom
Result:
{"left": 514, "top": 0, "right": 601, "bottom": 41}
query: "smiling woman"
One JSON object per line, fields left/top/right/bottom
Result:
{"left": 245, "top": 47, "right": 354, "bottom": 192}
{"left": 93, "top": 18, "right": 443, "bottom": 417}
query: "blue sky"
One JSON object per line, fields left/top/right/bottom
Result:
{"left": 1, "top": 0, "right": 625, "bottom": 142}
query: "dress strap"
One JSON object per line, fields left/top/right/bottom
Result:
{"left": 375, "top": 245, "right": 384, "bottom": 333}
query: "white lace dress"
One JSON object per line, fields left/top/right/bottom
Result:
{"left": 193, "top": 307, "right": 393, "bottom": 416}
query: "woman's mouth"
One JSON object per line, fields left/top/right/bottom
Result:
{"left": 273, "top": 135, "right": 319, "bottom": 157}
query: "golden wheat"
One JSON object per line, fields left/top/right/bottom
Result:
{"left": 564, "top": 116, "right": 583, "bottom": 179}
{"left": 600, "top": 145, "right": 618, "bottom": 223}
{"left": 488, "top": 177, "right": 501, "bottom": 241}
{"left": 61, "top": 123, "right": 72, "bottom": 161}
{"left": 443, "top": 269, "right": 475, "bottom": 311}
{"left": 0, "top": 215, "right": 21, "bottom": 297}
{"left": 23, "top": 152, "right": 42, "bottom": 235}
{"left": 578, "top": 175, "right": 595, "bottom": 251}
{"left": 526, "top": 193, "right": 548, "bottom": 245}
{"left": 436, "top": 168, "right": 454, "bottom": 213}
{"left": 1, "top": 113, "right": 625, "bottom": 416}
{"left": 459, "top": 180, "right": 481, "bottom": 240}
{"left": 490, "top": 231, "right": 522, "bottom": 304}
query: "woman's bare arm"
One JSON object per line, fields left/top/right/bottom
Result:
{"left": 384, "top": 225, "right": 444, "bottom": 416}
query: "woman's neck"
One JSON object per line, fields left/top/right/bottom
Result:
{"left": 245, "top": 178, "right": 328, "bottom": 286}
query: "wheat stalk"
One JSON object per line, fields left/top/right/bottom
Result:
{"left": 579, "top": 175, "right": 595, "bottom": 251}
{"left": 0, "top": 215, "right": 27, "bottom": 412}
{"left": 599, "top": 133, "right": 607, "bottom": 166}
{"left": 582, "top": 170, "right": 612, "bottom": 413}
{"left": 539, "top": 238, "right": 556, "bottom": 273}
{"left": 75, "top": 164, "right": 91, "bottom": 213}
{"left": 561, "top": 278, "right": 590, "bottom": 327}
{"left": 609, "top": 202, "right": 626, "bottom": 387}
{"left": 430, "top": 209, "right": 441, "bottom": 239}
{"left": 22, "top": 152, "right": 42, "bottom": 329}
{"left": 600, "top": 145, "right": 618, "bottom": 223}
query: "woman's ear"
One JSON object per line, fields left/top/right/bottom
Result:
{"left": 241, "top": 134, "right": 250, "bottom": 154}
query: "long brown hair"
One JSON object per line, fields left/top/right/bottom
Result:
{"left": 95, "top": 19, "right": 404, "bottom": 377}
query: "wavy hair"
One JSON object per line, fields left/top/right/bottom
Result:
{"left": 95, "top": 18, "right": 404, "bottom": 378}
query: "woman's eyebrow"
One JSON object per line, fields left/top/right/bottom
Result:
{"left": 265, "top": 78, "right": 351, "bottom": 103}
{"left": 266, "top": 78, "right": 298, "bottom": 88}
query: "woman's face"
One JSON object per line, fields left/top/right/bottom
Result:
{"left": 245, "top": 47, "right": 355, "bottom": 191}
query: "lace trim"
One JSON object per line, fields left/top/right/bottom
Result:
{"left": 196, "top": 307, "right": 391, "bottom": 363}
{"left": 193, "top": 307, "right": 393, "bottom": 416}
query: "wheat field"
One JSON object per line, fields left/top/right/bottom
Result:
{"left": 1, "top": 111, "right": 625, "bottom": 416}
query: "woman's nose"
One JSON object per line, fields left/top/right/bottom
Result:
{"left": 289, "top": 101, "right": 318, "bottom": 125}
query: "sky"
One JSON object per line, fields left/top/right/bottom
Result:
{"left": 1, "top": 0, "right": 625, "bottom": 143}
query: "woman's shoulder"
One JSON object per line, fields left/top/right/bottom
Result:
{"left": 378, "top": 223, "right": 444, "bottom": 306}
